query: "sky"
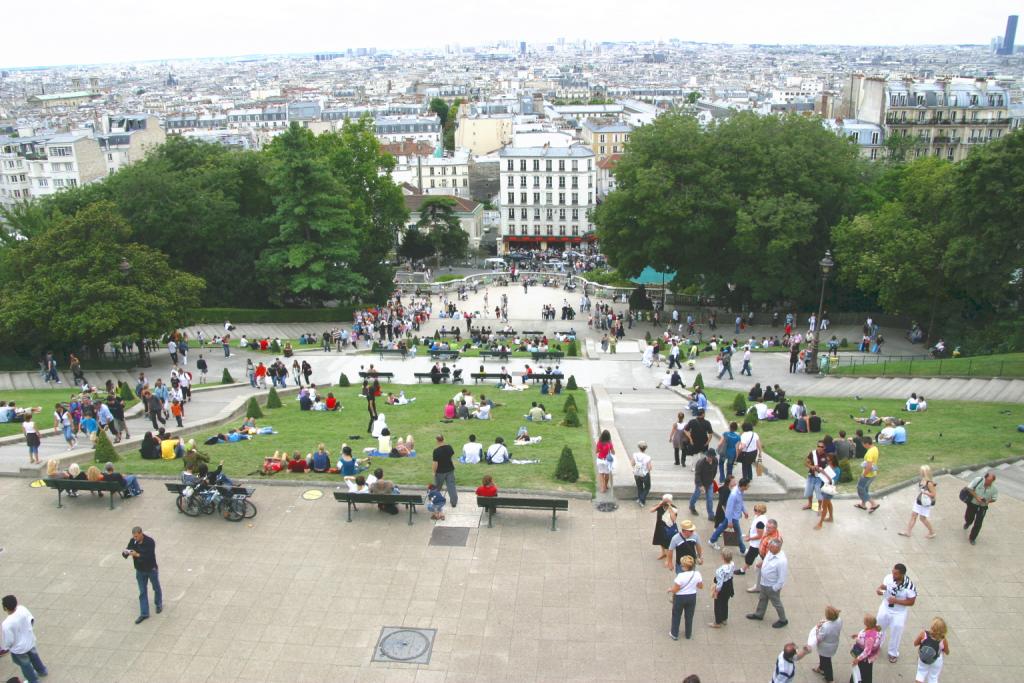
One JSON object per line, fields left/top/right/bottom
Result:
{"left": 1, "top": 0, "right": 1021, "bottom": 68}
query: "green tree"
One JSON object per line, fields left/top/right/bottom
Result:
{"left": 0, "top": 202, "right": 203, "bottom": 353}
{"left": 429, "top": 97, "right": 449, "bottom": 128}
{"left": 416, "top": 196, "right": 468, "bottom": 264}
{"left": 443, "top": 100, "right": 462, "bottom": 151}
{"left": 399, "top": 226, "right": 436, "bottom": 263}
{"left": 883, "top": 132, "right": 923, "bottom": 162}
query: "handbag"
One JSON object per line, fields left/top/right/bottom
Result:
{"left": 958, "top": 486, "right": 972, "bottom": 504}
{"left": 820, "top": 483, "right": 837, "bottom": 496}
{"left": 850, "top": 642, "right": 864, "bottom": 658}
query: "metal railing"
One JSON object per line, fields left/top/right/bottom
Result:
{"left": 831, "top": 354, "right": 1023, "bottom": 378}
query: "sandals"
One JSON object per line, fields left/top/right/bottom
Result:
{"left": 898, "top": 531, "right": 909, "bottom": 537}
{"left": 888, "top": 656, "right": 898, "bottom": 663}
{"left": 869, "top": 504, "right": 880, "bottom": 513}
{"left": 853, "top": 504, "right": 867, "bottom": 510}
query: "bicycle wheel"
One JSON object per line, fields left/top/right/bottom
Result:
{"left": 176, "top": 494, "right": 186, "bottom": 513}
{"left": 202, "top": 498, "right": 216, "bottom": 515}
{"left": 243, "top": 499, "right": 257, "bottom": 519}
{"left": 182, "top": 495, "right": 203, "bottom": 517}
{"left": 219, "top": 498, "right": 244, "bottom": 522}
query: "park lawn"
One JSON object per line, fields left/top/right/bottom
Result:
{"left": 703, "top": 387, "right": 1024, "bottom": 490}
{"left": 833, "top": 352, "right": 1024, "bottom": 378}
{"left": 125, "top": 384, "right": 594, "bottom": 493}
{"left": 0, "top": 388, "right": 139, "bottom": 437}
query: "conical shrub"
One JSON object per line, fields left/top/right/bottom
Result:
{"left": 93, "top": 429, "right": 119, "bottom": 463}
{"left": 731, "top": 393, "right": 747, "bottom": 417}
{"left": 266, "top": 387, "right": 283, "bottom": 409}
{"left": 566, "top": 375, "right": 578, "bottom": 391}
{"left": 245, "top": 396, "right": 264, "bottom": 419}
{"left": 221, "top": 368, "right": 234, "bottom": 384}
{"left": 338, "top": 372, "right": 351, "bottom": 387}
{"left": 745, "top": 407, "right": 759, "bottom": 427}
{"left": 566, "top": 340, "right": 579, "bottom": 357}
{"left": 118, "top": 381, "right": 135, "bottom": 403}
{"left": 555, "top": 445, "right": 579, "bottom": 483}
{"left": 693, "top": 373, "right": 705, "bottom": 390}
{"left": 562, "top": 394, "right": 578, "bottom": 413}
{"left": 562, "top": 406, "right": 581, "bottom": 427}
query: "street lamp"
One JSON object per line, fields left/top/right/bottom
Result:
{"left": 118, "top": 257, "right": 132, "bottom": 274}
{"left": 805, "top": 250, "right": 834, "bottom": 374}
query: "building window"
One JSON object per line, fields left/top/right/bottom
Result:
{"left": 37, "top": 178, "right": 48, "bottom": 187}
{"left": 547, "top": 226, "right": 553, "bottom": 236}
{"left": 429, "top": 167, "right": 435, "bottom": 176}
{"left": 520, "top": 192, "right": 527, "bottom": 203}
{"left": 947, "top": 147, "right": 955, "bottom": 160}
{"left": 507, "top": 192, "right": 514, "bottom": 204}
{"left": 572, "top": 209, "right": 579, "bottom": 220}
{"left": 534, "top": 209, "right": 540, "bottom": 219}
{"left": 519, "top": 160, "right": 527, "bottom": 171}
{"left": 462, "top": 179, "right": 467, "bottom": 186}
{"left": 559, "top": 208, "right": 566, "bottom": 220}
{"left": 546, "top": 192, "right": 552, "bottom": 203}
{"left": 571, "top": 193, "right": 578, "bottom": 205}
{"left": 49, "top": 146, "right": 72, "bottom": 157}
{"left": 558, "top": 160, "right": 565, "bottom": 171}
{"left": 441, "top": 179, "right": 447, "bottom": 187}
{"left": 545, "top": 177, "right": 552, "bottom": 189}
{"left": 558, "top": 193, "right": 565, "bottom": 205}
{"left": 507, "top": 208, "right": 515, "bottom": 219}
{"left": 520, "top": 208, "right": 527, "bottom": 219}
{"left": 571, "top": 177, "right": 578, "bottom": 189}
{"left": 533, "top": 192, "right": 540, "bottom": 203}
{"left": 571, "top": 160, "right": 578, "bottom": 171}
{"left": 520, "top": 176, "right": 526, "bottom": 188}
{"left": 559, "top": 226, "right": 566, "bottom": 236}
{"left": 533, "top": 225, "right": 540, "bottom": 236}
{"left": 533, "top": 159, "right": 540, "bottom": 171}
{"left": 507, "top": 160, "right": 514, "bottom": 170}
{"left": 546, "top": 208, "right": 553, "bottom": 220}
{"left": 572, "top": 226, "right": 579, "bottom": 236}
{"left": 545, "top": 160, "right": 552, "bottom": 171}
{"left": 870, "top": 132, "right": 879, "bottom": 145}
{"left": 869, "top": 149, "right": 878, "bottom": 160}
{"left": 430, "top": 179, "right": 436, "bottom": 188}
{"left": 533, "top": 176, "right": 540, "bottom": 188}
{"left": 599, "top": 145, "right": 606, "bottom": 154}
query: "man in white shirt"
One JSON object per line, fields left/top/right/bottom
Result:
{"left": 1, "top": 594, "right": 48, "bottom": 682}
{"left": 740, "top": 346, "right": 753, "bottom": 376}
{"left": 875, "top": 563, "right": 917, "bottom": 662}
{"left": 746, "top": 538, "right": 789, "bottom": 628}
{"left": 461, "top": 435, "right": 483, "bottom": 464}
{"left": 485, "top": 437, "right": 510, "bottom": 464}
{"left": 770, "top": 642, "right": 806, "bottom": 683}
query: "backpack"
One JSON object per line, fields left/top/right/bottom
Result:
{"left": 919, "top": 633, "right": 941, "bottom": 665}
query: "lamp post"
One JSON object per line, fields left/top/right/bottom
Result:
{"left": 805, "top": 250, "right": 834, "bottom": 374}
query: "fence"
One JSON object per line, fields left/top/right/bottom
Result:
{"left": 831, "top": 354, "right": 1023, "bottom": 378}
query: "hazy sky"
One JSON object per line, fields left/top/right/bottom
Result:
{"left": 2, "top": 0, "right": 1021, "bottom": 67}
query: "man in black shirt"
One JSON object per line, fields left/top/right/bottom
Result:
{"left": 124, "top": 526, "right": 162, "bottom": 624}
{"left": 432, "top": 434, "right": 458, "bottom": 508}
{"left": 685, "top": 410, "right": 714, "bottom": 457}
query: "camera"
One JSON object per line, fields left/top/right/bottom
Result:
{"left": 122, "top": 550, "right": 131, "bottom": 559}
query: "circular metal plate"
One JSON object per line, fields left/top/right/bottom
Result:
{"left": 378, "top": 629, "right": 432, "bottom": 662}
{"left": 302, "top": 489, "right": 323, "bottom": 500}
{"left": 596, "top": 502, "right": 619, "bottom": 513}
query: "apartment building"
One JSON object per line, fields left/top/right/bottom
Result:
{"left": 99, "top": 114, "right": 166, "bottom": 174}
{"left": 581, "top": 119, "right": 632, "bottom": 159}
{"left": 823, "top": 118, "right": 884, "bottom": 160}
{"left": 374, "top": 116, "right": 442, "bottom": 144}
{"left": 384, "top": 143, "right": 471, "bottom": 198}
{"left": 404, "top": 193, "right": 484, "bottom": 248}
{"left": 0, "top": 133, "right": 105, "bottom": 208}
{"left": 498, "top": 144, "right": 597, "bottom": 253}
{"left": 454, "top": 114, "right": 514, "bottom": 154}
{"left": 845, "top": 75, "right": 1014, "bottom": 162}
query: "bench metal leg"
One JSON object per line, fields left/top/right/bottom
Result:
{"left": 109, "top": 492, "right": 115, "bottom": 510}
{"left": 488, "top": 507, "right": 494, "bottom": 528}
{"left": 57, "top": 489, "right": 63, "bottom": 508}
{"left": 407, "top": 503, "right": 415, "bottom": 526}
{"left": 551, "top": 508, "right": 557, "bottom": 532}
{"left": 346, "top": 501, "right": 353, "bottom": 522}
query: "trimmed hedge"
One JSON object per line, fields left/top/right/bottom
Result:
{"left": 338, "top": 373, "right": 351, "bottom": 387}
{"left": 693, "top": 373, "right": 705, "bottom": 390}
{"left": 566, "top": 339, "right": 579, "bottom": 357}
{"left": 731, "top": 393, "right": 747, "bottom": 416}
{"left": 266, "top": 387, "right": 283, "bottom": 409}
{"left": 188, "top": 307, "right": 355, "bottom": 324}
{"left": 245, "top": 396, "right": 264, "bottom": 419}
{"left": 555, "top": 446, "right": 580, "bottom": 482}
{"left": 562, "top": 406, "right": 581, "bottom": 427}
{"left": 93, "top": 429, "right": 119, "bottom": 463}
{"left": 566, "top": 375, "right": 578, "bottom": 390}
{"left": 222, "top": 368, "right": 234, "bottom": 384}
{"left": 563, "top": 394, "right": 578, "bottom": 413}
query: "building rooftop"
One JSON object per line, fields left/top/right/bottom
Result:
{"left": 499, "top": 144, "right": 594, "bottom": 158}
{"left": 404, "top": 194, "right": 481, "bottom": 214}
{"left": 581, "top": 120, "right": 633, "bottom": 133}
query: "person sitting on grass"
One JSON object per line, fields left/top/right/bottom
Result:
{"left": 426, "top": 483, "right": 446, "bottom": 520}
{"left": 363, "top": 428, "right": 393, "bottom": 457}
{"left": 287, "top": 452, "right": 308, "bottom": 473}
{"left": 307, "top": 444, "right": 330, "bottom": 473}
{"left": 456, "top": 400, "right": 471, "bottom": 420}
{"left": 140, "top": 431, "right": 161, "bottom": 460}
{"left": 393, "top": 435, "right": 415, "bottom": 457}
{"left": 527, "top": 402, "right": 548, "bottom": 422}
{"left": 338, "top": 445, "right": 369, "bottom": 476}
{"left": 240, "top": 416, "right": 257, "bottom": 432}
{"left": 443, "top": 400, "right": 457, "bottom": 420}
{"left": 748, "top": 383, "right": 763, "bottom": 402}
{"left": 808, "top": 411, "right": 822, "bottom": 433}
{"left": 792, "top": 400, "right": 810, "bottom": 432}
{"left": 486, "top": 436, "right": 511, "bottom": 464}
{"left": 461, "top": 434, "right": 483, "bottom": 464}
{"left": 261, "top": 450, "right": 285, "bottom": 475}
{"left": 325, "top": 392, "right": 340, "bottom": 411}
{"left": 878, "top": 420, "right": 909, "bottom": 445}
{"left": 472, "top": 401, "right": 492, "bottom": 420}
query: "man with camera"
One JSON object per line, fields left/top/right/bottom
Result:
{"left": 124, "top": 526, "right": 162, "bottom": 624}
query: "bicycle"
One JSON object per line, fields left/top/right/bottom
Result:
{"left": 217, "top": 486, "right": 257, "bottom": 522}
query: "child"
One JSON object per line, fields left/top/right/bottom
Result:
{"left": 710, "top": 549, "right": 735, "bottom": 628}
{"left": 426, "top": 483, "right": 446, "bottom": 520}
{"left": 170, "top": 399, "right": 184, "bottom": 427}
{"left": 476, "top": 475, "right": 498, "bottom": 497}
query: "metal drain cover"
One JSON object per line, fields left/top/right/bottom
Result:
{"left": 429, "top": 527, "right": 470, "bottom": 546}
{"left": 373, "top": 627, "right": 436, "bottom": 664}
{"left": 596, "top": 502, "right": 619, "bottom": 513}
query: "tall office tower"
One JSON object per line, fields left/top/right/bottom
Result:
{"left": 520, "top": 41, "right": 526, "bottom": 55}
{"left": 999, "top": 15, "right": 1018, "bottom": 55}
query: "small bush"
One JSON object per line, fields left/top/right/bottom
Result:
{"left": 731, "top": 393, "right": 747, "bottom": 416}
{"left": 118, "top": 381, "right": 135, "bottom": 403}
{"left": 245, "top": 396, "right": 264, "bottom": 419}
{"left": 693, "top": 373, "right": 705, "bottom": 390}
{"left": 645, "top": 331, "right": 653, "bottom": 345}
{"left": 338, "top": 373, "right": 351, "bottom": 387}
{"left": 840, "top": 338, "right": 849, "bottom": 348}
{"left": 837, "top": 458, "right": 854, "bottom": 483}
{"left": 221, "top": 368, "right": 234, "bottom": 384}
{"left": 270, "top": 339, "right": 282, "bottom": 353}
{"left": 566, "top": 375, "right": 578, "bottom": 390}
{"left": 562, "top": 406, "right": 581, "bottom": 427}
{"left": 563, "top": 394, "right": 578, "bottom": 413}
{"left": 555, "top": 445, "right": 580, "bottom": 482}
{"left": 745, "top": 407, "right": 759, "bottom": 427}
{"left": 93, "top": 429, "right": 119, "bottom": 463}
{"left": 266, "top": 387, "right": 282, "bottom": 409}
{"left": 371, "top": 341, "right": 381, "bottom": 351}
{"left": 566, "top": 339, "right": 579, "bottom": 357}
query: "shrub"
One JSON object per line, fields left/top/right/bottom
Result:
{"left": 566, "top": 339, "right": 579, "bottom": 357}
{"left": 645, "top": 330, "right": 653, "bottom": 345}
{"left": 745, "top": 407, "right": 759, "bottom": 427}
{"left": 840, "top": 338, "right": 849, "bottom": 348}
{"left": 245, "top": 396, "right": 264, "bottom": 419}
{"left": 563, "top": 394, "right": 578, "bottom": 413}
{"left": 555, "top": 445, "right": 580, "bottom": 482}
{"left": 221, "top": 368, "right": 234, "bottom": 384}
{"left": 270, "top": 339, "right": 282, "bottom": 353}
{"left": 266, "top": 387, "right": 282, "bottom": 409}
{"left": 693, "top": 373, "right": 705, "bottom": 390}
{"left": 118, "top": 381, "right": 135, "bottom": 403}
{"left": 338, "top": 373, "right": 351, "bottom": 387}
{"left": 371, "top": 341, "right": 381, "bottom": 351}
{"left": 731, "top": 393, "right": 747, "bottom": 416}
{"left": 188, "top": 307, "right": 354, "bottom": 324}
{"left": 837, "top": 459, "right": 854, "bottom": 483}
{"left": 566, "top": 375, "right": 578, "bottom": 390}
{"left": 562, "top": 406, "right": 582, "bottom": 427}
{"left": 93, "top": 429, "right": 119, "bottom": 463}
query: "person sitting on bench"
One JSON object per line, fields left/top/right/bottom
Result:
{"left": 103, "top": 462, "right": 142, "bottom": 497}
{"left": 343, "top": 474, "right": 369, "bottom": 493}
{"left": 476, "top": 474, "right": 498, "bottom": 497}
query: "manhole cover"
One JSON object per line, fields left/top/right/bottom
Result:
{"left": 372, "top": 627, "right": 436, "bottom": 664}
{"left": 596, "top": 502, "right": 619, "bottom": 513}
{"left": 301, "top": 490, "right": 323, "bottom": 500}
{"left": 429, "top": 527, "right": 470, "bottom": 547}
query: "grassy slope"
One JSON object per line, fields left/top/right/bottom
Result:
{"left": 126, "top": 384, "right": 593, "bottom": 492}
{"left": 703, "top": 387, "right": 1024, "bottom": 489}
{"left": 833, "top": 352, "right": 1024, "bottom": 378}
{"left": 0, "top": 389, "right": 138, "bottom": 437}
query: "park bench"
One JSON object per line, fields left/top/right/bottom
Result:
{"left": 437, "top": 329, "right": 462, "bottom": 338}
{"left": 359, "top": 371, "right": 394, "bottom": 381}
{"left": 472, "top": 372, "right": 508, "bottom": 384}
{"left": 44, "top": 477, "right": 129, "bottom": 510}
{"left": 477, "top": 496, "right": 569, "bottom": 531}
{"left": 414, "top": 372, "right": 446, "bottom": 383}
{"left": 377, "top": 348, "right": 408, "bottom": 361}
{"left": 554, "top": 331, "right": 577, "bottom": 339}
{"left": 430, "top": 350, "right": 460, "bottom": 361}
{"left": 479, "top": 350, "right": 510, "bottom": 361}
{"left": 531, "top": 351, "right": 565, "bottom": 361}
{"left": 333, "top": 491, "right": 425, "bottom": 525}
{"left": 521, "top": 330, "right": 544, "bottom": 336}
{"left": 526, "top": 373, "right": 560, "bottom": 383}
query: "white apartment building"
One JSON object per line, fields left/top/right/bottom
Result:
{"left": 99, "top": 114, "right": 167, "bottom": 174}
{"left": 0, "top": 132, "right": 106, "bottom": 208}
{"left": 374, "top": 116, "right": 441, "bottom": 144}
{"left": 385, "top": 144, "right": 471, "bottom": 198}
{"left": 823, "top": 118, "right": 885, "bottom": 160}
{"left": 498, "top": 144, "right": 597, "bottom": 254}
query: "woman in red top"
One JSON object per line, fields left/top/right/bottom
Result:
{"left": 476, "top": 474, "right": 498, "bottom": 497}
{"left": 325, "top": 393, "right": 338, "bottom": 411}
{"left": 595, "top": 429, "right": 615, "bottom": 493}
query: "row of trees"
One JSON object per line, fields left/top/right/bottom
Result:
{"left": 594, "top": 112, "right": 1023, "bottom": 349}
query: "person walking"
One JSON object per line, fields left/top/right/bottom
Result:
{"left": 717, "top": 346, "right": 734, "bottom": 380}
{"left": 808, "top": 606, "right": 843, "bottom": 682}
{"left": 962, "top": 471, "right": 997, "bottom": 546}
{"left": 196, "top": 354, "right": 208, "bottom": 383}
{"left": 21, "top": 415, "right": 41, "bottom": 465}
{"left": 124, "top": 526, "right": 162, "bottom": 624}
{"left": 746, "top": 537, "right": 788, "bottom": 628}
{"left": 736, "top": 502, "right": 768, "bottom": 578}
{"left": 1, "top": 595, "right": 48, "bottom": 683}
{"left": 737, "top": 422, "right": 763, "bottom": 482}
{"left": 709, "top": 549, "right": 735, "bottom": 628}
{"left": 717, "top": 421, "right": 741, "bottom": 482}
{"left": 912, "top": 617, "right": 949, "bottom": 683}
{"left": 740, "top": 345, "right": 752, "bottom": 376}
{"left": 667, "top": 555, "right": 703, "bottom": 641}
{"left": 815, "top": 453, "right": 839, "bottom": 530}
{"left": 875, "top": 563, "right": 917, "bottom": 663}
{"left": 685, "top": 409, "right": 714, "bottom": 472}
{"left": 628, "top": 441, "right": 652, "bottom": 506}
{"left": 771, "top": 643, "right": 807, "bottom": 683}
{"left": 850, "top": 614, "right": 883, "bottom": 683}
{"left": 854, "top": 436, "right": 880, "bottom": 513}
{"left": 710, "top": 477, "right": 749, "bottom": 554}
{"left": 900, "top": 465, "right": 937, "bottom": 539}
{"left": 689, "top": 449, "right": 717, "bottom": 520}
{"left": 651, "top": 494, "right": 679, "bottom": 570}
{"left": 669, "top": 412, "right": 690, "bottom": 467}
{"left": 595, "top": 429, "right": 615, "bottom": 494}
{"left": 803, "top": 441, "right": 827, "bottom": 511}
{"left": 431, "top": 434, "right": 458, "bottom": 509}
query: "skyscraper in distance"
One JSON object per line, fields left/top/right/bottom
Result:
{"left": 999, "top": 15, "right": 1018, "bottom": 55}
{"left": 520, "top": 41, "right": 526, "bottom": 55}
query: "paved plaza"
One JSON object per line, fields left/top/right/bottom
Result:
{"left": 2, "top": 280, "right": 1023, "bottom": 681}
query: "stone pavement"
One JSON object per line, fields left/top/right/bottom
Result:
{"left": 0, "top": 472, "right": 1019, "bottom": 682}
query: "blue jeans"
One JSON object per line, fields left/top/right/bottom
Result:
{"left": 804, "top": 475, "right": 822, "bottom": 501}
{"left": 11, "top": 648, "right": 47, "bottom": 683}
{"left": 857, "top": 476, "right": 873, "bottom": 504}
{"left": 125, "top": 474, "right": 142, "bottom": 497}
{"left": 717, "top": 362, "right": 733, "bottom": 379}
{"left": 741, "top": 360, "right": 752, "bottom": 375}
{"left": 709, "top": 517, "right": 747, "bottom": 554}
{"left": 671, "top": 593, "right": 697, "bottom": 639}
{"left": 689, "top": 485, "right": 714, "bottom": 519}
{"left": 137, "top": 568, "right": 163, "bottom": 617}
{"left": 718, "top": 453, "right": 736, "bottom": 482}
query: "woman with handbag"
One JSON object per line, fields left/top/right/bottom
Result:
{"left": 651, "top": 494, "right": 678, "bottom": 570}
{"left": 814, "top": 453, "right": 839, "bottom": 530}
{"left": 737, "top": 421, "right": 763, "bottom": 482}
{"left": 850, "top": 614, "right": 883, "bottom": 683}
{"left": 900, "top": 465, "right": 937, "bottom": 539}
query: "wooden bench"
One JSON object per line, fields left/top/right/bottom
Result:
{"left": 479, "top": 350, "right": 510, "bottom": 361}
{"left": 472, "top": 372, "right": 508, "bottom": 384}
{"left": 377, "top": 349, "right": 407, "bottom": 361}
{"left": 526, "top": 373, "right": 560, "bottom": 383}
{"left": 532, "top": 351, "right": 565, "bottom": 361}
{"left": 333, "top": 491, "right": 425, "bottom": 525}
{"left": 44, "top": 477, "right": 129, "bottom": 510}
{"left": 430, "top": 350, "right": 460, "bottom": 361}
{"left": 477, "top": 496, "right": 569, "bottom": 531}
{"left": 359, "top": 371, "right": 395, "bottom": 381}
{"left": 414, "top": 372, "right": 447, "bottom": 383}
{"left": 437, "top": 329, "right": 462, "bottom": 337}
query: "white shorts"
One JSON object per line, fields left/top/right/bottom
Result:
{"left": 596, "top": 458, "right": 612, "bottom": 475}
{"left": 915, "top": 654, "right": 943, "bottom": 683}
{"left": 912, "top": 502, "right": 932, "bottom": 517}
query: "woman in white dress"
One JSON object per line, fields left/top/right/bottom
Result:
{"left": 899, "top": 465, "right": 937, "bottom": 539}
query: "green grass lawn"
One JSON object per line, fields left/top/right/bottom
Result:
{"left": 832, "top": 352, "right": 1024, "bottom": 378}
{"left": 125, "top": 384, "right": 594, "bottom": 492}
{"left": 0, "top": 389, "right": 139, "bottom": 438}
{"left": 703, "top": 387, "right": 1024, "bottom": 489}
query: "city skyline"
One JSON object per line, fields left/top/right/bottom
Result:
{"left": 1, "top": 0, "right": 1021, "bottom": 69}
